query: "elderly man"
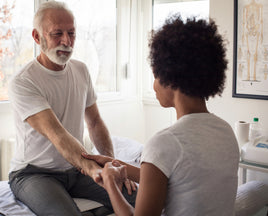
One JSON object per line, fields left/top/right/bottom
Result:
{"left": 8, "top": 1, "right": 136, "bottom": 215}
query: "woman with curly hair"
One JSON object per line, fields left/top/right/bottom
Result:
{"left": 83, "top": 15, "right": 239, "bottom": 216}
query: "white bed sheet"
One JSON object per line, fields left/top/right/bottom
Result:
{"left": 0, "top": 180, "right": 35, "bottom": 216}
{"left": 0, "top": 181, "right": 110, "bottom": 216}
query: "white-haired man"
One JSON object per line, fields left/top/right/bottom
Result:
{"left": 8, "top": 1, "right": 136, "bottom": 215}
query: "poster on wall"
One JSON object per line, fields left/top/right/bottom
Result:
{"left": 233, "top": 0, "right": 268, "bottom": 100}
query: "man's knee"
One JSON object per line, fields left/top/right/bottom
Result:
{"left": 9, "top": 174, "right": 82, "bottom": 216}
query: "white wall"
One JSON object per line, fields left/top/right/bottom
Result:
{"left": 97, "top": 100, "right": 145, "bottom": 143}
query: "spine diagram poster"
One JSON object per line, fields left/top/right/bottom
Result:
{"left": 233, "top": 0, "right": 268, "bottom": 100}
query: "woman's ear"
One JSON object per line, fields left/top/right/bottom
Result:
{"left": 32, "top": 29, "right": 41, "bottom": 45}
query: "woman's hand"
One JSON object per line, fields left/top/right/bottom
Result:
{"left": 95, "top": 160, "right": 127, "bottom": 191}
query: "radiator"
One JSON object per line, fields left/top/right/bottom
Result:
{"left": 0, "top": 138, "right": 15, "bottom": 181}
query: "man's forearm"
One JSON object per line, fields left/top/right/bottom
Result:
{"left": 26, "top": 108, "right": 101, "bottom": 178}
{"left": 55, "top": 132, "right": 103, "bottom": 178}
{"left": 88, "top": 118, "right": 114, "bottom": 157}
{"left": 58, "top": 134, "right": 103, "bottom": 178}
{"left": 85, "top": 103, "right": 114, "bottom": 157}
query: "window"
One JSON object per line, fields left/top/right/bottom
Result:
{"left": 0, "top": 0, "right": 34, "bottom": 101}
{"left": 143, "top": 0, "right": 210, "bottom": 98}
{"left": 59, "top": 0, "right": 117, "bottom": 92}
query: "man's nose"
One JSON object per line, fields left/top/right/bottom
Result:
{"left": 61, "top": 32, "right": 71, "bottom": 46}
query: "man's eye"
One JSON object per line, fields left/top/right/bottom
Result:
{"left": 51, "top": 32, "right": 62, "bottom": 37}
{"left": 69, "top": 32, "right": 75, "bottom": 37}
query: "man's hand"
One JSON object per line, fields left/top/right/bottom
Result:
{"left": 82, "top": 153, "right": 113, "bottom": 166}
{"left": 80, "top": 157, "right": 103, "bottom": 180}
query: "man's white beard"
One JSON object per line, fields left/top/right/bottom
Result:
{"left": 46, "top": 46, "right": 73, "bottom": 65}
{"left": 41, "top": 37, "right": 73, "bottom": 66}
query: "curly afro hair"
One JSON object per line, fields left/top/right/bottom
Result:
{"left": 148, "top": 15, "right": 228, "bottom": 100}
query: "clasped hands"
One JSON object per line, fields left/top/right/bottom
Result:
{"left": 81, "top": 153, "right": 137, "bottom": 194}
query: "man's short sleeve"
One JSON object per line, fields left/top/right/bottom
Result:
{"left": 8, "top": 76, "right": 50, "bottom": 121}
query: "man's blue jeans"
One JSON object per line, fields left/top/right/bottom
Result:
{"left": 9, "top": 164, "right": 136, "bottom": 216}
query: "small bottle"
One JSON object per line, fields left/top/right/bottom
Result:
{"left": 249, "top": 117, "right": 262, "bottom": 141}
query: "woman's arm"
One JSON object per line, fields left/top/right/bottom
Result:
{"left": 94, "top": 160, "right": 168, "bottom": 216}
{"left": 133, "top": 162, "right": 167, "bottom": 215}
{"left": 98, "top": 161, "right": 135, "bottom": 216}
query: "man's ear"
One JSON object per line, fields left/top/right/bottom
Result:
{"left": 32, "top": 29, "right": 41, "bottom": 45}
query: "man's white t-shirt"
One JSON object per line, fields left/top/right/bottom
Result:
{"left": 141, "top": 113, "right": 240, "bottom": 216}
{"left": 8, "top": 58, "right": 97, "bottom": 172}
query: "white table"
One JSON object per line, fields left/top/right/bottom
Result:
{"left": 239, "top": 160, "right": 268, "bottom": 185}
